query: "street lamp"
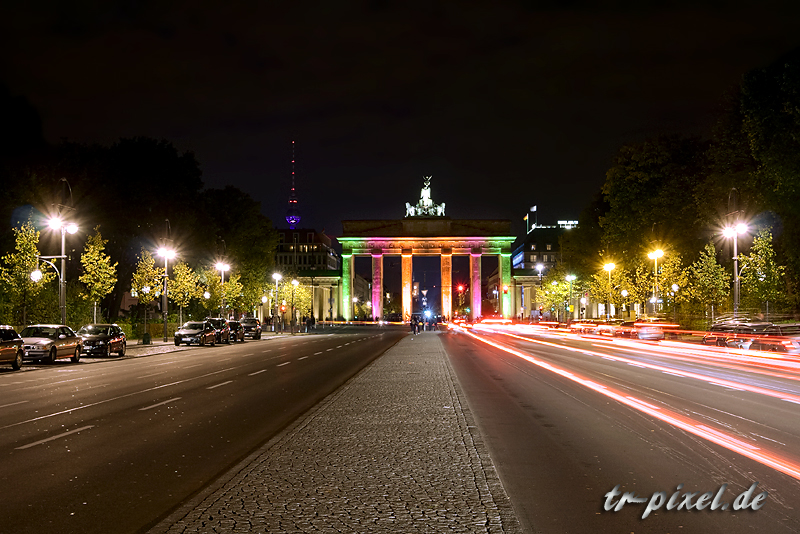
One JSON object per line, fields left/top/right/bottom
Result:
{"left": 46, "top": 217, "right": 79, "bottom": 325}
{"left": 158, "top": 247, "right": 176, "bottom": 341}
{"left": 272, "top": 273, "right": 282, "bottom": 331}
{"left": 215, "top": 262, "right": 230, "bottom": 318}
{"left": 723, "top": 223, "right": 748, "bottom": 317}
{"left": 671, "top": 283, "right": 679, "bottom": 323}
{"left": 291, "top": 279, "right": 299, "bottom": 334}
{"left": 566, "top": 275, "right": 576, "bottom": 320}
{"left": 352, "top": 296, "right": 358, "bottom": 322}
{"left": 621, "top": 289, "right": 629, "bottom": 317}
{"left": 647, "top": 249, "right": 664, "bottom": 314}
{"left": 603, "top": 263, "right": 615, "bottom": 319}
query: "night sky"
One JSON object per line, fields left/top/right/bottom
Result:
{"left": 3, "top": 1, "right": 800, "bottom": 240}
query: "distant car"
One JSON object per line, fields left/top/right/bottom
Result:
{"left": 631, "top": 322, "right": 665, "bottom": 341}
{"left": 595, "top": 320, "right": 625, "bottom": 336}
{"left": 174, "top": 321, "right": 216, "bottom": 346}
{"left": 77, "top": 323, "right": 127, "bottom": 357}
{"left": 0, "top": 325, "right": 24, "bottom": 370}
{"left": 20, "top": 324, "right": 82, "bottom": 363}
{"left": 749, "top": 324, "right": 800, "bottom": 354}
{"left": 615, "top": 321, "right": 637, "bottom": 338}
{"left": 703, "top": 321, "right": 772, "bottom": 348}
{"left": 206, "top": 318, "right": 231, "bottom": 344}
{"left": 228, "top": 320, "right": 245, "bottom": 342}
{"left": 240, "top": 317, "right": 262, "bottom": 339}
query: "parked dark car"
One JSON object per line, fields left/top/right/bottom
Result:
{"left": 240, "top": 317, "right": 262, "bottom": 339}
{"left": 228, "top": 320, "right": 245, "bottom": 342}
{"left": 206, "top": 318, "right": 231, "bottom": 344}
{"left": 77, "top": 323, "right": 127, "bottom": 357}
{"left": 749, "top": 324, "right": 800, "bottom": 354}
{"left": 20, "top": 324, "right": 82, "bottom": 363}
{"left": 174, "top": 321, "right": 216, "bottom": 346}
{"left": 703, "top": 321, "right": 772, "bottom": 348}
{"left": 0, "top": 325, "right": 24, "bottom": 370}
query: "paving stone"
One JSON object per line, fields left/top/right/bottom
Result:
{"left": 150, "top": 332, "right": 521, "bottom": 533}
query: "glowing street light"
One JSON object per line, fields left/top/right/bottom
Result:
{"left": 603, "top": 263, "right": 615, "bottom": 319}
{"left": 272, "top": 273, "right": 282, "bottom": 331}
{"left": 723, "top": 223, "right": 748, "bottom": 316}
{"left": 566, "top": 275, "right": 576, "bottom": 320}
{"left": 157, "top": 247, "right": 177, "bottom": 341}
{"left": 46, "top": 216, "right": 79, "bottom": 324}
{"left": 291, "top": 279, "right": 299, "bottom": 333}
{"left": 647, "top": 249, "right": 664, "bottom": 313}
{"left": 215, "top": 262, "right": 230, "bottom": 317}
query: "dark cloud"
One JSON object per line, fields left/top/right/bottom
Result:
{"left": 2, "top": 1, "right": 799, "bottom": 236}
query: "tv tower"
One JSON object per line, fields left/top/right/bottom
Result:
{"left": 285, "top": 140, "right": 301, "bottom": 229}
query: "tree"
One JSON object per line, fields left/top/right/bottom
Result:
{"left": 0, "top": 221, "right": 54, "bottom": 325}
{"left": 588, "top": 265, "right": 629, "bottom": 318}
{"left": 600, "top": 135, "right": 708, "bottom": 259}
{"left": 131, "top": 249, "right": 164, "bottom": 336}
{"left": 738, "top": 229, "right": 787, "bottom": 317}
{"left": 657, "top": 252, "right": 690, "bottom": 310}
{"left": 223, "top": 273, "right": 245, "bottom": 315}
{"left": 78, "top": 227, "right": 118, "bottom": 322}
{"left": 199, "top": 267, "right": 223, "bottom": 314}
{"left": 687, "top": 243, "right": 731, "bottom": 322}
{"left": 168, "top": 261, "right": 201, "bottom": 325}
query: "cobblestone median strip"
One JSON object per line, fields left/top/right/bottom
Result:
{"left": 151, "top": 332, "right": 522, "bottom": 533}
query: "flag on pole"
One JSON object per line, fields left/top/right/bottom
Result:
{"left": 530, "top": 205, "right": 537, "bottom": 212}
{"left": 523, "top": 214, "right": 528, "bottom": 221}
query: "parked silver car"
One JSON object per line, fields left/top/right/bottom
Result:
{"left": 20, "top": 324, "right": 82, "bottom": 363}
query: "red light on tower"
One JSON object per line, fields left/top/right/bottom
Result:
{"left": 457, "top": 285, "right": 464, "bottom": 292}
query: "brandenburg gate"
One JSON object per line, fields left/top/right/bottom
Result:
{"left": 338, "top": 177, "right": 515, "bottom": 322}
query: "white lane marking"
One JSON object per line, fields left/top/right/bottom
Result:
{"left": 16, "top": 425, "right": 94, "bottom": 450}
{"left": 244, "top": 353, "right": 254, "bottom": 356}
{"left": 137, "top": 371, "right": 168, "bottom": 379}
{"left": 181, "top": 364, "right": 202, "bottom": 369}
{"left": 661, "top": 371, "right": 683, "bottom": 377}
{"left": 139, "top": 397, "right": 181, "bottom": 411}
{"left": 781, "top": 398, "right": 800, "bottom": 405}
{"left": 298, "top": 356, "right": 308, "bottom": 360}
{"left": 0, "top": 400, "right": 28, "bottom": 409}
{"left": 314, "top": 352, "right": 323, "bottom": 355}
{"left": 326, "top": 348, "right": 333, "bottom": 351}
{"left": 336, "top": 345, "right": 343, "bottom": 348}
{"left": 263, "top": 350, "right": 272, "bottom": 353}
{"left": 248, "top": 369, "right": 267, "bottom": 376}
{"left": 207, "top": 380, "right": 233, "bottom": 389}
{"left": 219, "top": 358, "right": 231, "bottom": 362}
{"left": 276, "top": 362, "right": 290, "bottom": 367}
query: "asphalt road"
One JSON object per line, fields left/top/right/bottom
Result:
{"left": 0, "top": 325, "right": 405, "bottom": 534}
{"left": 442, "top": 325, "right": 800, "bottom": 533}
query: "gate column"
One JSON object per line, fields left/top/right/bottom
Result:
{"left": 441, "top": 249, "right": 452, "bottom": 321}
{"left": 371, "top": 251, "right": 383, "bottom": 321}
{"left": 402, "top": 250, "right": 413, "bottom": 321}
{"left": 470, "top": 249, "right": 481, "bottom": 322}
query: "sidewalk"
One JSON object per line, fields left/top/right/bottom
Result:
{"left": 149, "top": 330, "right": 522, "bottom": 533}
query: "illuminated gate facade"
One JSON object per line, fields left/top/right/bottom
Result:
{"left": 338, "top": 178, "right": 514, "bottom": 321}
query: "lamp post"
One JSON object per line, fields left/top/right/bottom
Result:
{"left": 723, "top": 223, "right": 748, "bottom": 317}
{"left": 671, "top": 283, "right": 679, "bottom": 323}
{"left": 566, "top": 275, "right": 576, "bottom": 320}
{"left": 261, "top": 295, "right": 268, "bottom": 323}
{"left": 47, "top": 217, "right": 78, "bottom": 325}
{"left": 621, "top": 289, "right": 629, "bottom": 318}
{"left": 647, "top": 249, "right": 663, "bottom": 314}
{"left": 603, "top": 263, "right": 615, "bottom": 319}
{"left": 158, "top": 247, "right": 176, "bottom": 342}
{"left": 352, "top": 297, "right": 358, "bottom": 322}
{"left": 272, "top": 273, "right": 282, "bottom": 331}
{"left": 291, "top": 279, "right": 299, "bottom": 334}
{"left": 215, "top": 262, "right": 230, "bottom": 318}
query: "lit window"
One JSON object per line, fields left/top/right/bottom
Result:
{"left": 531, "top": 244, "right": 536, "bottom": 251}
{"left": 546, "top": 244, "right": 552, "bottom": 251}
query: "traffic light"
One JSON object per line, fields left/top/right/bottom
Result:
{"left": 280, "top": 305, "right": 286, "bottom": 312}
{"left": 503, "top": 285, "right": 508, "bottom": 294}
